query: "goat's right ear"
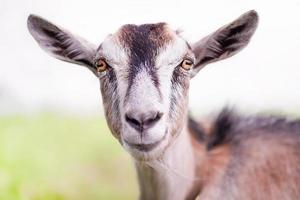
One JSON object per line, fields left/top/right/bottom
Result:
{"left": 27, "top": 14, "right": 97, "bottom": 74}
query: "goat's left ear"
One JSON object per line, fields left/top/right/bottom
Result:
{"left": 191, "top": 10, "right": 259, "bottom": 77}
{"left": 27, "top": 14, "right": 97, "bottom": 74}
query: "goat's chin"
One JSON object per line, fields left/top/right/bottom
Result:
{"left": 122, "top": 130, "right": 171, "bottom": 161}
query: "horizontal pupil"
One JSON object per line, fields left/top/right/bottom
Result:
{"left": 184, "top": 60, "right": 192, "bottom": 65}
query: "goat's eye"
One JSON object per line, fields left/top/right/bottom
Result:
{"left": 180, "top": 59, "right": 193, "bottom": 70}
{"left": 96, "top": 59, "right": 108, "bottom": 73}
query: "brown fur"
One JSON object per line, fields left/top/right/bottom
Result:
{"left": 189, "top": 109, "right": 300, "bottom": 200}
{"left": 117, "top": 23, "right": 173, "bottom": 49}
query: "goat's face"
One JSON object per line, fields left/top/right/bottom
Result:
{"left": 97, "top": 24, "right": 193, "bottom": 159}
{"left": 27, "top": 10, "right": 258, "bottom": 160}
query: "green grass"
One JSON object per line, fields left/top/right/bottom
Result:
{"left": 0, "top": 114, "right": 138, "bottom": 200}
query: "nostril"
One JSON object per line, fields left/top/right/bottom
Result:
{"left": 125, "top": 114, "right": 141, "bottom": 128}
{"left": 144, "top": 112, "right": 163, "bottom": 126}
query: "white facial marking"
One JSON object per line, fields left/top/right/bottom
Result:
{"left": 156, "top": 37, "right": 190, "bottom": 120}
{"left": 156, "top": 38, "right": 190, "bottom": 68}
{"left": 99, "top": 35, "right": 128, "bottom": 67}
{"left": 122, "top": 68, "right": 165, "bottom": 142}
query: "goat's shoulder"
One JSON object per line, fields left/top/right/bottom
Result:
{"left": 190, "top": 108, "right": 300, "bottom": 200}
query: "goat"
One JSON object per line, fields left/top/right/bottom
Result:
{"left": 27, "top": 10, "right": 300, "bottom": 200}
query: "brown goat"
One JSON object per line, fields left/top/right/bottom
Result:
{"left": 27, "top": 10, "right": 300, "bottom": 200}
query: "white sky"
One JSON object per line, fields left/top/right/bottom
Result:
{"left": 0, "top": 0, "right": 300, "bottom": 116}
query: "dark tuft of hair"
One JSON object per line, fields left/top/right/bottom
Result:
{"left": 207, "top": 108, "right": 236, "bottom": 150}
{"left": 189, "top": 107, "right": 300, "bottom": 151}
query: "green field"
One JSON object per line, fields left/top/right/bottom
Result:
{"left": 0, "top": 114, "right": 138, "bottom": 200}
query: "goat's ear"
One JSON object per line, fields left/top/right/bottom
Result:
{"left": 27, "top": 14, "right": 97, "bottom": 74}
{"left": 191, "top": 10, "right": 258, "bottom": 77}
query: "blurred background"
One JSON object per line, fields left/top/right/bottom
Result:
{"left": 0, "top": 0, "right": 300, "bottom": 199}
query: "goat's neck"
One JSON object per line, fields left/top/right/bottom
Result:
{"left": 135, "top": 126, "right": 200, "bottom": 200}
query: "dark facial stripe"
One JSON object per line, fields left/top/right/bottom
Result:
{"left": 118, "top": 23, "right": 173, "bottom": 99}
{"left": 169, "top": 67, "right": 190, "bottom": 136}
{"left": 101, "top": 69, "right": 121, "bottom": 139}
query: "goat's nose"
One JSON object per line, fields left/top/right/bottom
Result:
{"left": 125, "top": 111, "right": 163, "bottom": 132}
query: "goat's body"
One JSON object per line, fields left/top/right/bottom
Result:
{"left": 28, "top": 11, "right": 300, "bottom": 200}
{"left": 190, "top": 109, "right": 300, "bottom": 200}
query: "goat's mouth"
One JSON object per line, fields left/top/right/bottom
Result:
{"left": 124, "top": 130, "right": 168, "bottom": 152}
{"left": 126, "top": 140, "right": 162, "bottom": 152}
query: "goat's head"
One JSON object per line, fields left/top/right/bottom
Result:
{"left": 27, "top": 10, "right": 258, "bottom": 160}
